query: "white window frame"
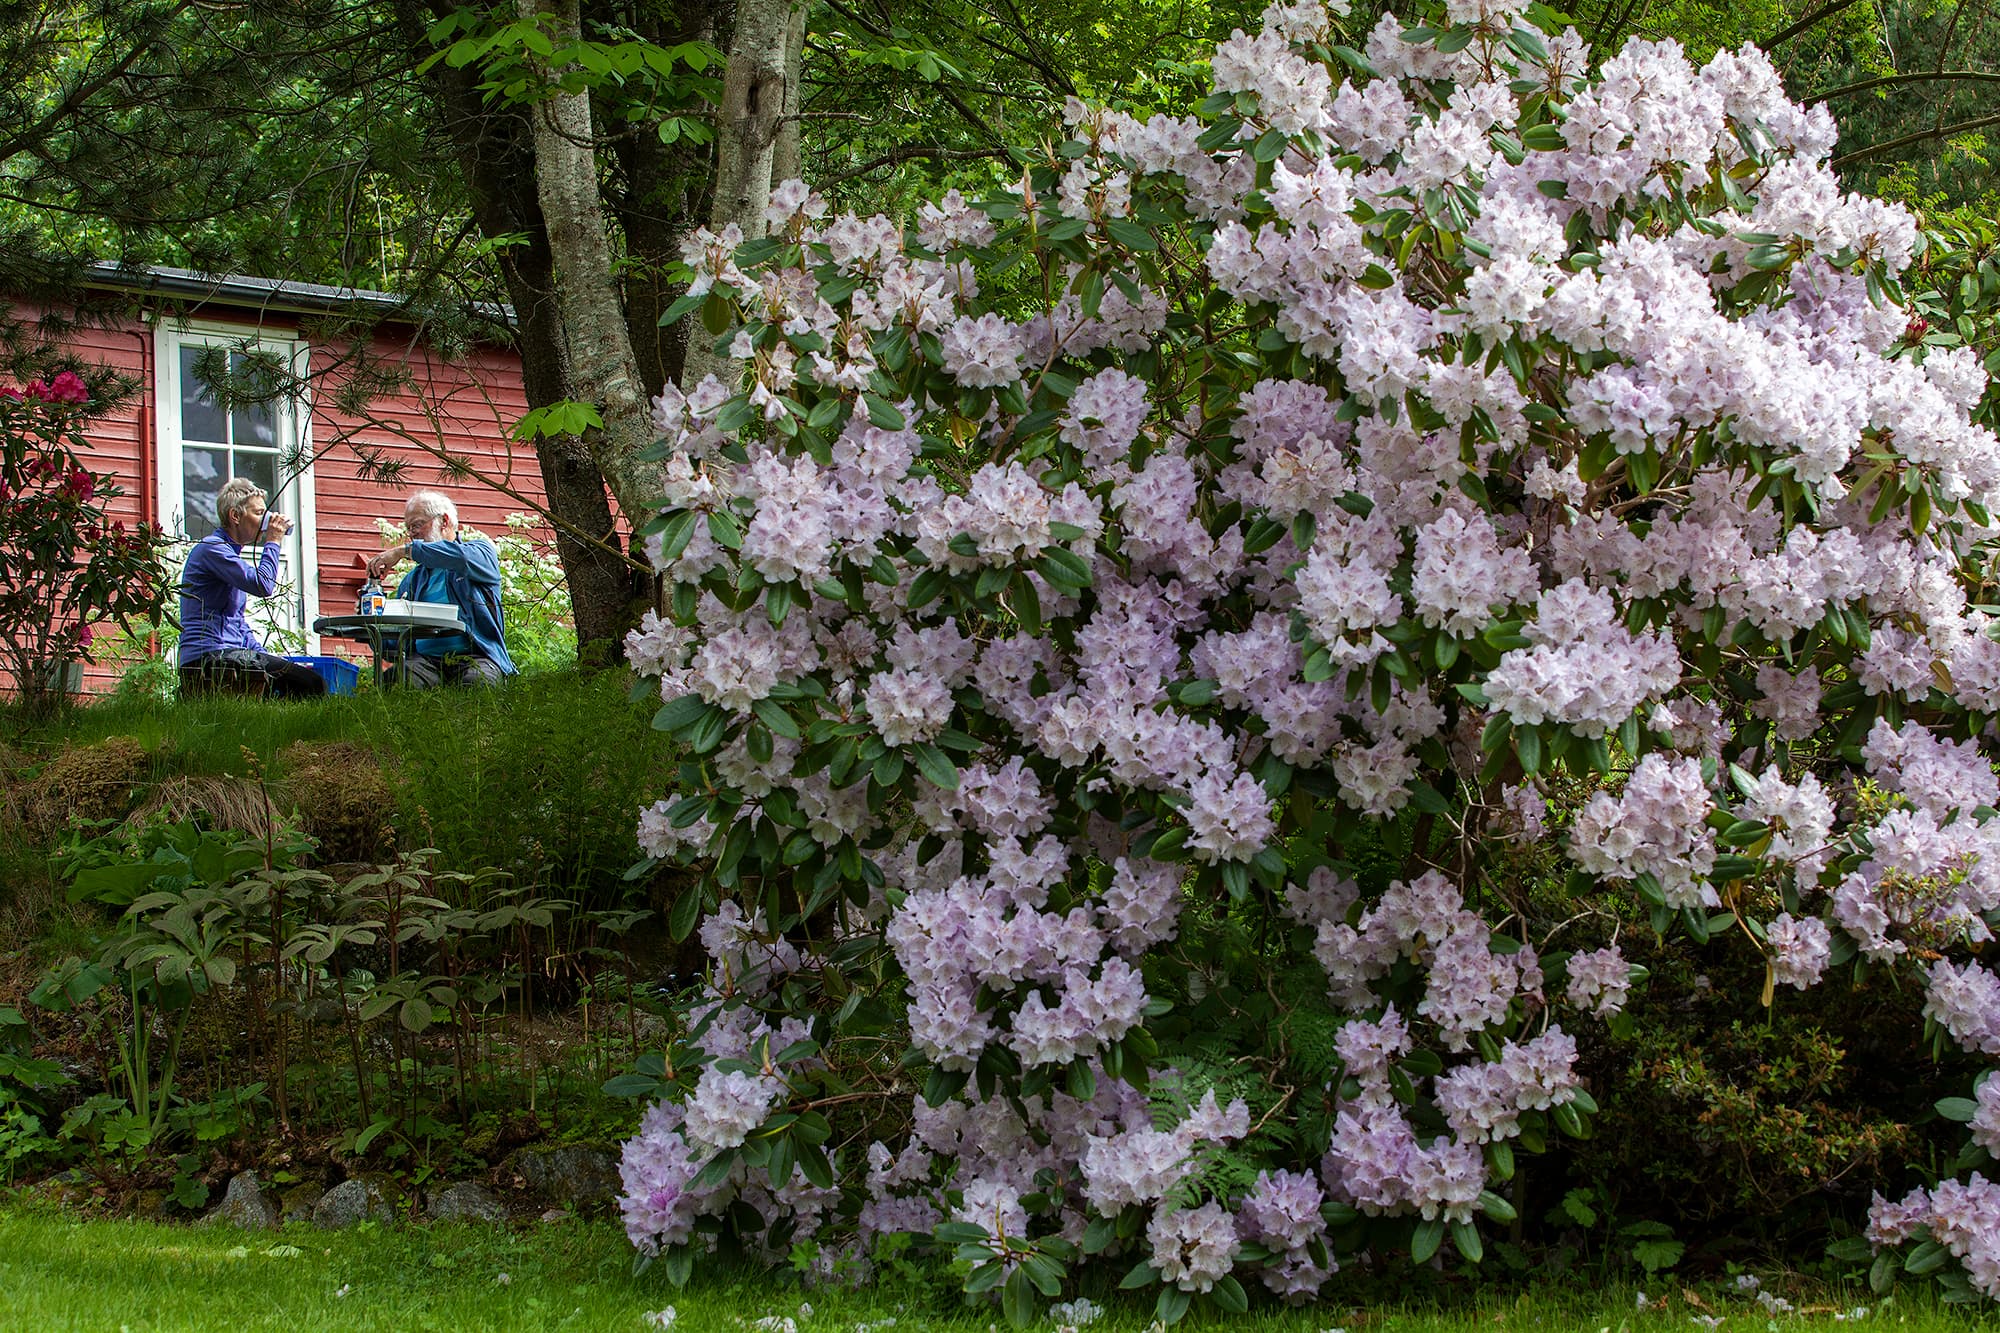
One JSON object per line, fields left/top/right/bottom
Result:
{"left": 152, "top": 316, "right": 322, "bottom": 653}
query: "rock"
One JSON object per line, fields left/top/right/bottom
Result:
{"left": 279, "top": 741, "right": 394, "bottom": 862}
{"left": 426, "top": 1181, "right": 508, "bottom": 1224}
{"left": 280, "top": 1184, "right": 324, "bottom": 1225}
{"left": 313, "top": 1176, "right": 395, "bottom": 1229}
{"left": 505, "top": 1145, "right": 619, "bottom": 1207}
{"left": 19, "top": 737, "right": 147, "bottom": 839}
{"left": 29, "top": 1177, "right": 92, "bottom": 1210}
{"left": 210, "top": 1172, "right": 279, "bottom": 1231}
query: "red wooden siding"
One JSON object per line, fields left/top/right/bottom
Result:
{"left": 310, "top": 333, "right": 542, "bottom": 618}
{"left": 3, "top": 295, "right": 552, "bottom": 696}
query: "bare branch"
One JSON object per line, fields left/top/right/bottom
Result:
{"left": 823, "top": 143, "right": 1010, "bottom": 185}
{"left": 1760, "top": 0, "right": 1865, "bottom": 50}
{"left": 1808, "top": 70, "right": 2000, "bottom": 104}
{"left": 1831, "top": 110, "right": 2000, "bottom": 169}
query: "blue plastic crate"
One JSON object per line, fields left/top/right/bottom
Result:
{"left": 287, "top": 654, "right": 361, "bottom": 696}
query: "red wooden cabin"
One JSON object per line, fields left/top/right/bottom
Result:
{"left": 8, "top": 264, "right": 547, "bottom": 693}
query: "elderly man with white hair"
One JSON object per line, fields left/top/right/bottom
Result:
{"left": 364, "top": 490, "right": 516, "bottom": 686}
{"left": 177, "top": 476, "right": 327, "bottom": 697}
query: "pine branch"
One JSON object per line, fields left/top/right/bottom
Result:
{"left": 1759, "top": 0, "right": 1866, "bottom": 51}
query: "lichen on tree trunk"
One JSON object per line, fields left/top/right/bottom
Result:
{"left": 682, "top": 0, "right": 807, "bottom": 390}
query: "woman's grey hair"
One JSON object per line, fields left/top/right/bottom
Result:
{"left": 215, "top": 476, "right": 266, "bottom": 525}
{"left": 405, "top": 490, "right": 458, "bottom": 526}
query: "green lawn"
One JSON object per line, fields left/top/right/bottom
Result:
{"left": 0, "top": 1206, "right": 1985, "bottom": 1333}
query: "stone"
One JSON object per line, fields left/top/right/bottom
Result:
{"left": 299, "top": 997, "right": 348, "bottom": 1027}
{"left": 19, "top": 737, "right": 146, "bottom": 840}
{"left": 312, "top": 1176, "right": 395, "bottom": 1229}
{"left": 505, "top": 1145, "right": 619, "bottom": 1207}
{"left": 426, "top": 1181, "right": 508, "bottom": 1224}
{"left": 279, "top": 1184, "right": 324, "bottom": 1225}
{"left": 210, "top": 1171, "right": 279, "bottom": 1231}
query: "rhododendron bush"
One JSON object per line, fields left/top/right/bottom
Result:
{"left": 0, "top": 372, "right": 169, "bottom": 712}
{"left": 617, "top": 0, "right": 2000, "bottom": 1315}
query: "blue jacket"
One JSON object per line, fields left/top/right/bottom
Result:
{"left": 393, "top": 537, "right": 516, "bottom": 675}
{"left": 178, "top": 531, "right": 283, "bottom": 664}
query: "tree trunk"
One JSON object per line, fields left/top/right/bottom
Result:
{"left": 711, "top": 0, "right": 800, "bottom": 240}
{"left": 404, "top": 2, "right": 638, "bottom": 662}
{"left": 681, "top": 0, "right": 806, "bottom": 389}
{"left": 606, "top": 0, "right": 718, "bottom": 397}
{"left": 770, "top": 1, "right": 808, "bottom": 190}
{"left": 516, "top": 0, "right": 660, "bottom": 530}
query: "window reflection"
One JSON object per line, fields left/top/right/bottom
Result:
{"left": 178, "top": 346, "right": 227, "bottom": 443}
{"left": 182, "top": 445, "right": 226, "bottom": 539}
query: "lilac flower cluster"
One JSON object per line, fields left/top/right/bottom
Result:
{"left": 1237, "top": 1169, "right": 1334, "bottom": 1301}
{"left": 1827, "top": 721, "right": 2000, "bottom": 964}
{"left": 1766, "top": 914, "right": 1833, "bottom": 990}
{"left": 1311, "top": 871, "right": 1542, "bottom": 1047}
{"left": 1569, "top": 755, "right": 1717, "bottom": 909}
{"left": 1870, "top": 1176, "right": 2000, "bottom": 1298}
{"left": 1973, "top": 1077, "right": 2000, "bottom": 1157}
{"left": 1563, "top": 946, "right": 1633, "bottom": 1017}
{"left": 618, "top": 912, "right": 829, "bottom": 1259}
{"left": 1925, "top": 959, "right": 2000, "bottom": 1056}
{"left": 1484, "top": 581, "right": 1679, "bottom": 738}
{"left": 1432, "top": 1030, "right": 1582, "bottom": 1142}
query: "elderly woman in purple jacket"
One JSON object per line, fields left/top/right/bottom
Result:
{"left": 176, "top": 477, "right": 326, "bottom": 698}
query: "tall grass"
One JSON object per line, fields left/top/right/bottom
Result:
{"left": 20, "top": 689, "right": 383, "bottom": 778}
{"left": 360, "top": 672, "right": 675, "bottom": 901}
{"left": 3, "top": 669, "right": 680, "bottom": 910}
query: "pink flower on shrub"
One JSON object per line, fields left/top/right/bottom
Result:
{"left": 1767, "top": 913, "right": 1833, "bottom": 989}
{"left": 45, "top": 370, "right": 89, "bottom": 404}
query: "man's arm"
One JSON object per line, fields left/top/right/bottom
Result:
{"left": 407, "top": 538, "right": 502, "bottom": 587}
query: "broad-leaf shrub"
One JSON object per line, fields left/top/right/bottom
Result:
{"left": 0, "top": 372, "right": 169, "bottom": 712}
{"left": 619, "top": 0, "right": 2000, "bottom": 1311}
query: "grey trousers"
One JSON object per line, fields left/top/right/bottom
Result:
{"left": 394, "top": 654, "right": 506, "bottom": 687}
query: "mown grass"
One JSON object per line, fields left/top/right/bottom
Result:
{"left": 0, "top": 1205, "right": 1985, "bottom": 1333}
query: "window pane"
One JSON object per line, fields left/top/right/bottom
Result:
{"left": 179, "top": 346, "right": 228, "bottom": 443}
{"left": 183, "top": 446, "right": 226, "bottom": 539}
{"left": 229, "top": 352, "right": 278, "bottom": 447}
{"left": 232, "top": 449, "right": 277, "bottom": 506}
